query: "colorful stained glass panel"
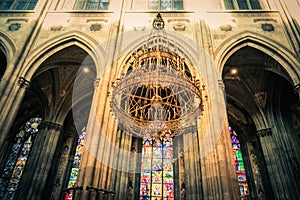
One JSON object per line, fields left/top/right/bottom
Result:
{"left": 64, "top": 126, "right": 87, "bottom": 200}
{"left": 139, "top": 131, "right": 174, "bottom": 199}
{"left": 0, "top": 117, "right": 41, "bottom": 199}
{"left": 229, "top": 127, "right": 249, "bottom": 199}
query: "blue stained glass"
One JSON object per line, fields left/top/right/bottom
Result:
{"left": 0, "top": 117, "right": 41, "bottom": 199}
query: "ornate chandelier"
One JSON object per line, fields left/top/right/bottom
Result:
{"left": 111, "top": 13, "right": 204, "bottom": 137}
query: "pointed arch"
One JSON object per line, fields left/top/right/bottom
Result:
{"left": 0, "top": 31, "right": 16, "bottom": 61}
{"left": 0, "top": 32, "right": 16, "bottom": 80}
{"left": 215, "top": 31, "right": 300, "bottom": 85}
{"left": 115, "top": 30, "right": 201, "bottom": 79}
{"left": 21, "top": 30, "right": 105, "bottom": 81}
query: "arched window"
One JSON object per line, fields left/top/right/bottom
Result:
{"left": 64, "top": 126, "right": 87, "bottom": 200}
{"left": 73, "top": 0, "right": 109, "bottom": 10}
{"left": 224, "top": 0, "right": 262, "bottom": 10}
{"left": 132, "top": 0, "right": 183, "bottom": 10}
{"left": 0, "top": 117, "right": 42, "bottom": 199}
{"left": 140, "top": 132, "right": 174, "bottom": 199}
{"left": 229, "top": 127, "right": 249, "bottom": 199}
{"left": 0, "top": 0, "right": 38, "bottom": 10}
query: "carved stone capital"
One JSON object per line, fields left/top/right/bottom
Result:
{"left": 40, "top": 121, "right": 63, "bottom": 131}
{"left": 18, "top": 77, "right": 31, "bottom": 89}
{"left": 257, "top": 128, "right": 272, "bottom": 137}
{"left": 94, "top": 78, "right": 101, "bottom": 89}
{"left": 218, "top": 80, "right": 225, "bottom": 90}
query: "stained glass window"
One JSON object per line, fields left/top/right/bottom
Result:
{"left": 0, "top": 117, "right": 42, "bottom": 199}
{"left": 64, "top": 126, "right": 87, "bottom": 200}
{"left": 140, "top": 131, "right": 174, "bottom": 200}
{"left": 133, "top": 0, "right": 183, "bottom": 10}
{"left": 0, "top": 0, "right": 38, "bottom": 10}
{"left": 229, "top": 127, "right": 249, "bottom": 199}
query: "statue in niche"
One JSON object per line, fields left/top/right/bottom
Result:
{"left": 250, "top": 150, "right": 259, "bottom": 174}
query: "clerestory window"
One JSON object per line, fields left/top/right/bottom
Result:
{"left": 73, "top": 0, "right": 109, "bottom": 10}
{"left": 224, "top": 0, "right": 262, "bottom": 10}
{"left": 0, "top": 0, "right": 38, "bottom": 10}
{"left": 132, "top": 0, "right": 183, "bottom": 10}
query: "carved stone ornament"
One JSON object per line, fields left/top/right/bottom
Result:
{"left": 152, "top": 12, "right": 165, "bottom": 30}
{"left": 134, "top": 26, "right": 146, "bottom": 31}
{"left": 219, "top": 24, "right": 232, "bottom": 31}
{"left": 50, "top": 24, "right": 63, "bottom": 31}
{"left": 261, "top": 23, "right": 274, "bottom": 32}
{"left": 18, "top": 77, "right": 30, "bottom": 89}
{"left": 90, "top": 23, "right": 101, "bottom": 31}
{"left": 173, "top": 23, "right": 186, "bottom": 31}
{"left": 8, "top": 23, "right": 21, "bottom": 31}
{"left": 257, "top": 128, "right": 272, "bottom": 137}
{"left": 255, "top": 92, "right": 267, "bottom": 109}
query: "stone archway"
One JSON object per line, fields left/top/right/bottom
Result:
{"left": 222, "top": 45, "right": 300, "bottom": 199}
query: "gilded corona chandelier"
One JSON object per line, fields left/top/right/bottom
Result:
{"left": 111, "top": 13, "right": 204, "bottom": 137}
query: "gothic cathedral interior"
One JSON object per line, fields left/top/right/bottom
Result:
{"left": 0, "top": 0, "right": 299, "bottom": 199}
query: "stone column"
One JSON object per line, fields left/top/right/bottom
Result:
{"left": 16, "top": 121, "right": 63, "bottom": 200}
{"left": 256, "top": 128, "right": 296, "bottom": 199}
{"left": 245, "top": 141, "right": 267, "bottom": 199}
{"left": 218, "top": 80, "right": 226, "bottom": 103}
{"left": 50, "top": 126, "right": 77, "bottom": 199}
{"left": 126, "top": 139, "right": 138, "bottom": 200}
{"left": 0, "top": 77, "right": 30, "bottom": 153}
{"left": 75, "top": 75, "right": 127, "bottom": 200}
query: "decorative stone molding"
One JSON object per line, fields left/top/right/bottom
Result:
{"left": 40, "top": 121, "right": 63, "bottom": 131}
{"left": 167, "top": 19, "right": 190, "bottom": 23}
{"left": 90, "top": 23, "right": 101, "bottom": 31}
{"left": 8, "top": 23, "right": 21, "bottom": 31}
{"left": 255, "top": 92, "right": 267, "bottom": 109}
{"left": 218, "top": 80, "right": 225, "bottom": 90}
{"left": 94, "top": 78, "right": 101, "bottom": 89}
{"left": 219, "top": 24, "right": 232, "bottom": 31}
{"left": 173, "top": 23, "right": 186, "bottom": 31}
{"left": 134, "top": 26, "right": 145, "bottom": 31}
{"left": 50, "top": 24, "right": 63, "bottom": 31}
{"left": 18, "top": 77, "right": 31, "bottom": 89}
{"left": 86, "top": 19, "right": 108, "bottom": 23}
{"left": 253, "top": 18, "right": 277, "bottom": 23}
{"left": 261, "top": 23, "right": 274, "bottom": 32}
{"left": 6, "top": 18, "right": 28, "bottom": 23}
{"left": 257, "top": 128, "right": 272, "bottom": 137}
